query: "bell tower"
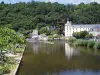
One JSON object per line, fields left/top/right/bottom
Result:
{"left": 65, "top": 18, "right": 72, "bottom": 37}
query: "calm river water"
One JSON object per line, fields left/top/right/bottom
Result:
{"left": 17, "top": 40, "right": 100, "bottom": 75}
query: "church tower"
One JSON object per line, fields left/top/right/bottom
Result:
{"left": 65, "top": 18, "right": 72, "bottom": 37}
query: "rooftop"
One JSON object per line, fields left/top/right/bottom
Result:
{"left": 72, "top": 24, "right": 100, "bottom": 28}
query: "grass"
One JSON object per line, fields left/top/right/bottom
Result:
{"left": 0, "top": 46, "right": 25, "bottom": 75}
{"left": 67, "top": 38, "right": 100, "bottom": 50}
{"left": 16, "top": 48, "right": 25, "bottom": 53}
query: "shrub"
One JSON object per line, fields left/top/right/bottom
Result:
{"left": 94, "top": 42, "right": 100, "bottom": 49}
{"left": 82, "top": 40, "right": 88, "bottom": 46}
{"left": 54, "top": 34, "right": 61, "bottom": 38}
{"left": 39, "top": 27, "right": 49, "bottom": 35}
{"left": 48, "top": 36, "right": 54, "bottom": 39}
{"left": 87, "top": 41, "right": 95, "bottom": 48}
{"left": 50, "top": 30, "right": 58, "bottom": 35}
{"left": 85, "top": 33, "right": 93, "bottom": 39}
{"left": 0, "top": 65, "right": 10, "bottom": 74}
{"left": 73, "top": 39, "right": 83, "bottom": 46}
{"left": 48, "top": 38, "right": 53, "bottom": 41}
{"left": 48, "top": 36, "right": 54, "bottom": 41}
{"left": 6, "top": 57, "right": 16, "bottom": 64}
{"left": 2, "top": 67, "right": 10, "bottom": 74}
{"left": 73, "top": 31, "right": 93, "bottom": 39}
{"left": 16, "top": 48, "right": 24, "bottom": 53}
{"left": 68, "top": 37, "right": 76, "bottom": 43}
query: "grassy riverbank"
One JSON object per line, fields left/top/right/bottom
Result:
{"left": 0, "top": 46, "right": 25, "bottom": 75}
{"left": 67, "top": 37, "right": 100, "bottom": 50}
{"left": 9, "top": 47, "right": 25, "bottom": 75}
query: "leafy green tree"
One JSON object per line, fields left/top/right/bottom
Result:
{"left": 85, "top": 33, "right": 93, "bottom": 39}
{"left": 0, "top": 1, "right": 99, "bottom": 35}
{"left": 0, "top": 27, "right": 25, "bottom": 64}
{"left": 39, "top": 27, "right": 49, "bottom": 35}
{"left": 50, "top": 30, "right": 58, "bottom": 35}
{"left": 73, "top": 31, "right": 93, "bottom": 39}
{"left": 80, "top": 31, "right": 89, "bottom": 38}
{"left": 1, "top": 1, "right": 4, "bottom": 4}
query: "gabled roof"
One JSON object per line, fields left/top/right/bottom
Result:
{"left": 72, "top": 24, "right": 100, "bottom": 28}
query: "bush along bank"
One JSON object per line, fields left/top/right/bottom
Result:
{"left": 67, "top": 38, "right": 100, "bottom": 50}
{"left": 0, "top": 45, "right": 25, "bottom": 75}
{"left": 0, "top": 28, "right": 26, "bottom": 75}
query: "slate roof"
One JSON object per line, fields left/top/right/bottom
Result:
{"left": 72, "top": 24, "right": 100, "bottom": 28}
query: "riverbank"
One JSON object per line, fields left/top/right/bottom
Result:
{"left": 67, "top": 37, "right": 100, "bottom": 50}
{"left": 4, "top": 47, "right": 25, "bottom": 75}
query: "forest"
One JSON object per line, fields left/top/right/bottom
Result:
{"left": 0, "top": 1, "right": 100, "bottom": 35}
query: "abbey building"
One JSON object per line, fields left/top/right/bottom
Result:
{"left": 65, "top": 20, "right": 100, "bottom": 37}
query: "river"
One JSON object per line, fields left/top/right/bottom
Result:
{"left": 17, "top": 40, "right": 100, "bottom": 75}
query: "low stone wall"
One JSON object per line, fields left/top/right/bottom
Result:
{"left": 4, "top": 48, "right": 25, "bottom": 75}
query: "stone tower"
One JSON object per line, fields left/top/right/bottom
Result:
{"left": 65, "top": 19, "right": 72, "bottom": 37}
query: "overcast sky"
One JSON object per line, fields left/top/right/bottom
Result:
{"left": 0, "top": 0, "right": 100, "bottom": 4}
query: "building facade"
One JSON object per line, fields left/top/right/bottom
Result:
{"left": 65, "top": 20, "right": 100, "bottom": 37}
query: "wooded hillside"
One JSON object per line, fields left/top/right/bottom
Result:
{"left": 0, "top": 1, "right": 100, "bottom": 34}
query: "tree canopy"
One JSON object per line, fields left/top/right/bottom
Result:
{"left": 39, "top": 27, "right": 49, "bottom": 35}
{"left": 73, "top": 31, "right": 93, "bottom": 39}
{"left": 0, "top": 1, "right": 100, "bottom": 35}
{"left": 0, "top": 27, "right": 25, "bottom": 50}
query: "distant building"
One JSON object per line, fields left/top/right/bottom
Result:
{"left": 65, "top": 19, "right": 100, "bottom": 37}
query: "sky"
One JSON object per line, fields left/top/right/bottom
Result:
{"left": 0, "top": 0, "right": 100, "bottom": 4}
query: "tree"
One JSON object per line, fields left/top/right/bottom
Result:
{"left": 39, "top": 27, "right": 49, "bottom": 35}
{"left": 80, "top": 31, "right": 89, "bottom": 38}
{"left": 0, "top": 27, "right": 25, "bottom": 64}
{"left": 1, "top": 1, "right": 4, "bottom": 4}
{"left": 73, "top": 31, "right": 93, "bottom": 39}
{"left": 85, "top": 33, "right": 93, "bottom": 39}
{"left": 50, "top": 30, "right": 58, "bottom": 35}
{"left": 0, "top": 1, "right": 99, "bottom": 36}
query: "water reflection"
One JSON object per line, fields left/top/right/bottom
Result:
{"left": 65, "top": 43, "right": 79, "bottom": 60}
{"left": 17, "top": 41, "right": 100, "bottom": 75}
{"left": 32, "top": 42, "right": 39, "bottom": 53}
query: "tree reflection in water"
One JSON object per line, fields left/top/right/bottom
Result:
{"left": 17, "top": 41, "right": 100, "bottom": 75}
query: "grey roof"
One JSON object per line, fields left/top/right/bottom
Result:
{"left": 72, "top": 24, "right": 100, "bottom": 28}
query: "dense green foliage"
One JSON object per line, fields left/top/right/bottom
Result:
{"left": 0, "top": 1, "right": 100, "bottom": 35}
{"left": 0, "top": 28, "right": 25, "bottom": 50}
{"left": 39, "top": 27, "right": 49, "bottom": 35}
{"left": 94, "top": 42, "right": 100, "bottom": 49}
{"left": 73, "top": 39, "right": 84, "bottom": 46}
{"left": 0, "top": 28, "right": 25, "bottom": 74}
{"left": 48, "top": 36, "right": 54, "bottom": 41}
{"left": 67, "top": 37, "right": 76, "bottom": 43}
{"left": 0, "top": 1, "right": 99, "bottom": 73}
{"left": 68, "top": 38, "right": 100, "bottom": 49}
{"left": 50, "top": 30, "right": 58, "bottom": 35}
{"left": 87, "top": 41, "right": 95, "bottom": 48}
{"left": 0, "top": 27, "right": 25, "bottom": 58}
{"left": 73, "top": 31, "right": 93, "bottom": 39}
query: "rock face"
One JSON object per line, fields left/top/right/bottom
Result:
{"left": 39, "top": 34, "right": 48, "bottom": 41}
{"left": 31, "top": 29, "right": 39, "bottom": 40}
{"left": 31, "top": 30, "right": 48, "bottom": 41}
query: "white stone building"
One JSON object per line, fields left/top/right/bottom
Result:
{"left": 65, "top": 20, "right": 100, "bottom": 37}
